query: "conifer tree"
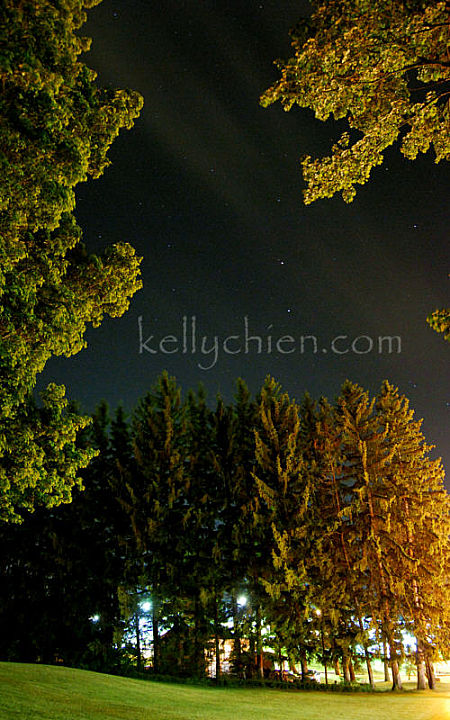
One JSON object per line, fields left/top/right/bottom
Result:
{"left": 375, "top": 381, "right": 450, "bottom": 689}
{"left": 181, "top": 386, "right": 224, "bottom": 677}
{"left": 312, "top": 396, "right": 376, "bottom": 687}
{"left": 123, "top": 372, "right": 186, "bottom": 673}
{"left": 212, "top": 379, "right": 260, "bottom": 675}
{"left": 253, "top": 377, "right": 320, "bottom": 673}
{"left": 335, "top": 381, "right": 405, "bottom": 690}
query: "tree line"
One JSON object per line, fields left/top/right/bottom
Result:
{"left": 0, "top": 372, "right": 448, "bottom": 691}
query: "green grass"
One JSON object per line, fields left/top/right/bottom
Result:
{"left": 0, "top": 662, "right": 449, "bottom": 720}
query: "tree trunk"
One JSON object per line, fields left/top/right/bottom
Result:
{"left": 365, "top": 652, "right": 374, "bottom": 689}
{"left": 231, "top": 591, "right": 242, "bottom": 676}
{"left": 358, "top": 637, "right": 374, "bottom": 688}
{"left": 214, "top": 595, "right": 221, "bottom": 681}
{"left": 425, "top": 656, "right": 436, "bottom": 690}
{"left": 249, "top": 632, "right": 255, "bottom": 678}
{"left": 349, "top": 657, "right": 356, "bottom": 682}
{"left": 193, "top": 596, "right": 205, "bottom": 677}
{"left": 359, "top": 442, "right": 402, "bottom": 691}
{"left": 356, "top": 615, "right": 374, "bottom": 688}
{"left": 389, "top": 645, "right": 403, "bottom": 691}
{"left": 193, "top": 596, "right": 199, "bottom": 675}
{"left": 404, "top": 499, "right": 427, "bottom": 692}
{"left": 135, "top": 610, "right": 142, "bottom": 672}
{"left": 300, "top": 651, "right": 308, "bottom": 681}
{"left": 256, "top": 605, "right": 264, "bottom": 678}
{"left": 382, "top": 638, "right": 390, "bottom": 681}
{"left": 342, "top": 653, "right": 351, "bottom": 683}
{"left": 416, "top": 638, "right": 427, "bottom": 690}
{"left": 278, "top": 643, "right": 284, "bottom": 680}
{"left": 152, "top": 601, "right": 160, "bottom": 674}
{"left": 333, "top": 470, "right": 373, "bottom": 689}
{"left": 321, "top": 628, "right": 328, "bottom": 685}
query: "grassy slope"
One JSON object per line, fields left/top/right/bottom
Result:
{"left": 0, "top": 663, "right": 449, "bottom": 720}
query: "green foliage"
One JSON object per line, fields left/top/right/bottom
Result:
{"left": 127, "top": 372, "right": 185, "bottom": 566}
{"left": 0, "top": 0, "right": 143, "bottom": 521}
{"left": 260, "top": 1, "right": 450, "bottom": 204}
{"left": 0, "top": 384, "right": 95, "bottom": 523}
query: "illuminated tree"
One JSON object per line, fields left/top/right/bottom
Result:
{"left": 0, "top": 0, "right": 143, "bottom": 522}
{"left": 310, "top": 396, "right": 376, "bottom": 687}
{"left": 375, "top": 381, "right": 450, "bottom": 689}
{"left": 261, "top": 0, "right": 450, "bottom": 205}
{"left": 253, "top": 379, "right": 321, "bottom": 675}
{"left": 334, "top": 381, "right": 406, "bottom": 690}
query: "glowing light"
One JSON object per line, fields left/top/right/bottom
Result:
{"left": 141, "top": 601, "right": 152, "bottom": 612}
{"left": 90, "top": 614, "right": 100, "bottom": 623}
{"left": 237, "top": 595, "right": 247, "bottom": 607}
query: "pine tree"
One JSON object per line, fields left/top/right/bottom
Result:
{"left": 123, "top": 372, "right": 187, "bottom": 673}
{"left": 335, "top": 381, "right": 404, "bottom": 690}
{"left": 253, "top": 377, "right": 320, "bottom": 675}
{"left": 212, "top": 379, "right": 260, "bottom": 676}
{"left": 311, "top": 395, "right": 376, "bottom": 687}
{"left": 181, "top": 386, "right": 223, "bottom": 677}
{"left": 375, "top": 381, "right": 450, "bottom": 689}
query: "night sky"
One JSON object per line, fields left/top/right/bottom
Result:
{"left": 37, "top": 0, "right": 449, "bottom": 483}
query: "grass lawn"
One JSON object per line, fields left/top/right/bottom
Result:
{"left": 0, "top": 662, "right": 449, "bottom": 720}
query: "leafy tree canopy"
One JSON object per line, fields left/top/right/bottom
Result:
{"left": 0, "top": 0, "right": 143, "bottom": 522}
{"left": 260, "top": 0, "right": 450, "bottom": 205}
